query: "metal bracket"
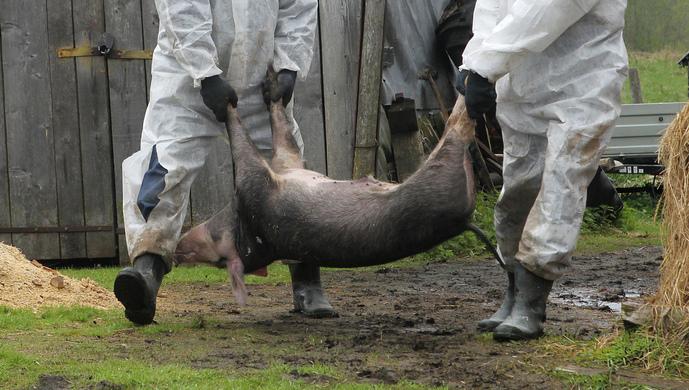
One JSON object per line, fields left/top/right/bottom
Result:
{"left": 57, "top": 33, "right": 152, "bottom": 60}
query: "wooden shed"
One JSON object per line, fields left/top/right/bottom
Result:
{"left": 0, "top": 0, "right": 456, "bottom": 264}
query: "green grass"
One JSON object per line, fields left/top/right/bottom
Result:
{"left": 538, "top": 330, "right": 689, "bottom": 388}
{"left": 0, "top": 344, "right": 437, "bottom": 390}
{"left": 0, "top": 304, "right": 444, "bottom": 389}
{"left": 61, "top": 261, "right": 292, "bottom": 291}
{"left": 580, "top": 331, "right": 689, "bottom": 378}
{"left": 622, "top": 51, "right": 687, "bottom": 104}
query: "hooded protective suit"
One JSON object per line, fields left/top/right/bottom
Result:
{"left": 462, "top": 0, "right": 628, "bottom": 280}
{"left": 123, "top": 0, "right": 318, "bottom": 266}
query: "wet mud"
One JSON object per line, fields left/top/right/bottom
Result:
{"left": 143, "top": 246, "right": 663, "bottom": 388}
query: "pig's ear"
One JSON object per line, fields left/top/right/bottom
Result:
{"left": 228, "top": 257, "right": 248, "bottom": 306}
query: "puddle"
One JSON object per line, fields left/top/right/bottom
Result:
{"left": 551, "top": 288, "right": 641, "bottom": 313}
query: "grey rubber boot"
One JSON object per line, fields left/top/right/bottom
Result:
{"left": 289, "top": 263, "right": 338, "bottom": 318}
{"left": 493, "top": 263, "right": 553, "bottom": 341}
{"left": 113, "top": 253, "right": 167, "bottom": 325}
{"left": 477, "top": 272, "right": 515, "bottom": 332}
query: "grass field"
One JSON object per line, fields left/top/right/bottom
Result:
{"left": 622, "top": 51, "right": 688, "bottom": 104}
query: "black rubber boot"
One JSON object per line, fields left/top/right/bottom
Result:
{"left": 289, "top": 263, "right": 338, "bottom": 318}
{"left": 477, "top": 272, "right": 515, "bottom": 332}
{"left": 493, "top": 263, "right": 553, "bottom": 341}
{"left": 113, "top": 253, "right": 167, "bottom": 325}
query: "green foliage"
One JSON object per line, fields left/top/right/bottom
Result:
{"left": 621, "top": 51, "right": 687, "bottom": 104}
{"left": 549, "top": 370, "right": 615, "bottom": 390}
{"left": 580, "top": 331, "right": 689, "bottom": 378}
{"left": 0, "top": 341, "right": 443, "bottom": 389}
{"left": 62, "top": 262, "right": 291, "bottom": 290}
{"left": 625, "top": 0, "right": 689, "bottom": 52}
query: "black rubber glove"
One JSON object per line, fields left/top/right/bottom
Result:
{"left": 275, "top": 69, "right": 297, "bottom": 106}
{"left": 200, "top": 75, "right": 238, "bottom": 122}
{"left": 464, "top": 71, "right": 496, "bottom": 120}
{"left": 455, "top": 69, "right": 469, "bottom": 96}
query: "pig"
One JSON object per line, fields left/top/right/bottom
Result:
{"left": 174, "top": 67, "right": 502, "bottom": 305}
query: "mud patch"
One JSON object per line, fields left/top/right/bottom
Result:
{"left": 125, "top": 246, "right": 667, "bottom": 388}
{"left": 30, "top": 375, "right": 71, "bottom": 390}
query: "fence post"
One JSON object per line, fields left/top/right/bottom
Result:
{"left": 629, "top": 68, "right": 644, "bottom": 104}
{"left": 352, "top": 0, "right": 387, "bottom": 179}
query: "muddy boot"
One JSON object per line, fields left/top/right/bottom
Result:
{"left": 114, "top": 253, "right": 167, "bottom": 325}
{"left": 493, "top": 263, "right": 553, "bottom": 341}
{"left": 477, "top": 272, "right": 515, "bottom": 332}
{"left": 289, "top": 263, "right": 338, "bottom": 318}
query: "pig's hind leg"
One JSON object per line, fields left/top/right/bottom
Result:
{"left": 262, "top": 67, "right": 304, "bottom": 172}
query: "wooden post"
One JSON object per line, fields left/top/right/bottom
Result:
{"left": 320, "top": 0, "right": 363, "bottom": 179}
{"left": 0, "top": 21, "right": 11, "bottom": 246}
{"left": 353, "top": 0, "right": 386, "bottom": 179}
{"left": 629, "top": 68, "right": 644, "bottom": 104}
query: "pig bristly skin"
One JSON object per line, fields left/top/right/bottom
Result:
{"left": 175, "top": 68, "right": 477, "bottom": 301}
{"left": 230, "top": 90, "right": 476, "bottom": 270}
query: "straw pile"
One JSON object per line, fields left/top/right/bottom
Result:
{"left": 0, "top": 243, "right": 119, "bottom": 310}
{"left": 653, "top": 102, "right": 689, "bottom": 338}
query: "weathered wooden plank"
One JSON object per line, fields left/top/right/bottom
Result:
{"left": 629, "top": 68, "right": 644, "bottom": 104}
{"left": 73, "top": 0, "right": 117, "bottom": 259}
{"left": 391, "top": 130, "right": 425, "bottom": 182}
{"left": 319, "top": 0, "right": 363, "bottom": 179}
{"left": 47, "top": 0, "right": 87, "bottom": 259}
{"left": 104, "top": 0, "right": 148, "bottom": 264}
{"left": 141, "top": 0, "right": 159, "bottom": 100}
{"left": 294, "top": 23, "right": 327, "bottom": 174}
{"left": 0, "top": 23, "right": 12, "bottom": 245}
{"left": 0, "top": 0, "right": 60, "bottom": 259}
{"left": 352, "top": 0, "right": 386, "bottom": 179}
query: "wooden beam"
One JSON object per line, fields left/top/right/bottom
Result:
{"left": 353, "top": 0, "right": 386, "bottom": 179}
{"left": 320, "top": 0, "right": 363, "bottom": 179}
{"left": 629, "top": 68, "right": 644, "bottom": 104}
{"left": 0, "top": 16, "right": 11, "bottom": 246}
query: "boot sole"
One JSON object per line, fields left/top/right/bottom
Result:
{"left": 492, "top": 324, "right": 543, "bottom": 342}
{"left": 476, "top": 319, "right": 502, "bottom": 333}
{"left": 302, "top": 308, "right": 339, "bottom": 319}
{"left": 114, "top": 269, "right": 155, "bottom": 325}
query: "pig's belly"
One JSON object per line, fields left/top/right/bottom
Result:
{"left": 262, "top": 171, "right": 470, "bottom": 267}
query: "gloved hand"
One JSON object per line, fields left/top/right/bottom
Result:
{"left": 200, "top": 75, "right": 238, "bottom": 122}
{"left": 275, "top": 69, "right": 297, "bottom": 106}
{"left": 463, "top": 71, "right": 497, "bottom": 120}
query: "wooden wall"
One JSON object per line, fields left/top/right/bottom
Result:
{"left": 0, "top": 0, "right": 379, "bottom": 263}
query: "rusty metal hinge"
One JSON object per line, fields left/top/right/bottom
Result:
{"left": 57, "top": 32, "right": 152, "bottom": 60}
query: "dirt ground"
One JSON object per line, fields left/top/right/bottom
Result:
{"left": 101, "top": 245, "right": 663, "bottom": 389}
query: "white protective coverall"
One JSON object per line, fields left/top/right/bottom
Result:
{"left": 462, "top": 0, "right": 628, "bottom": 280}
{"left": 122, "top": 0, "right": 318, "bottom": 267}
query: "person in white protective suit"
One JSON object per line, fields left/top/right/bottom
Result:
{"left": 457, "top": 0, "right": 628, "bottom": 340}
{"left": 113, "top": 0, "right": 336, "bottom": 325}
